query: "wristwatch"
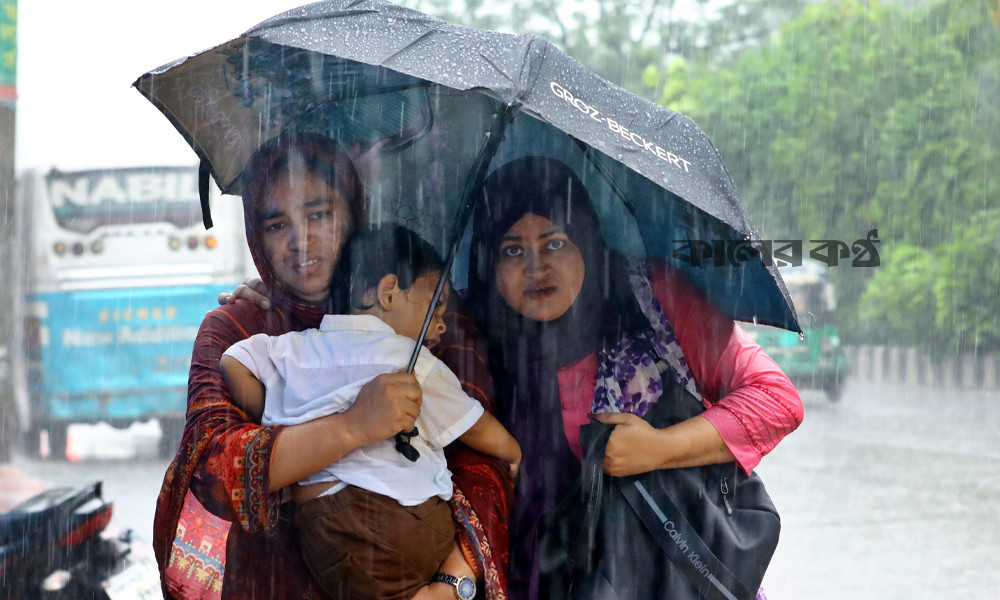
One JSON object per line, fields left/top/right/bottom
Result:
{"left": 431, "top": 573, "right": 476, "bottom": 600}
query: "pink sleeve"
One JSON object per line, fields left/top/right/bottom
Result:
{"left": 648, "top": 262, "right": 803, "bottom": 474}
{"left": 556, "top": 355, "right": 600, "bottom": 461}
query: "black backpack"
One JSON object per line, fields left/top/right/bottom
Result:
{"left": 536, "top": 377, "right": 781, "bottom": 600}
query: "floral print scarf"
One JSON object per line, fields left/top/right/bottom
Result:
{"left": 593, "top": 261, "right": 701, "bottom": 415}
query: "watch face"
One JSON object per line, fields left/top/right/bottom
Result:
{"left": 456, "top": 576, "right": 476, "bottom": 600}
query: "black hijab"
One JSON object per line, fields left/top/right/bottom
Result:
{"left": 467, "top": 156, "right": 644, "bottom": 596}
{"left": 467, "top": 156, "right": 642, "bottom": 356}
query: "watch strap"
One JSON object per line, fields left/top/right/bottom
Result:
{"left": 432, "top": 573, "right": 460, "bottom": 586}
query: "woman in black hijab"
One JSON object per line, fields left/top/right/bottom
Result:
{"left": 467, "top": 156, "right": 802, "bottom": 600}
{"left": 468, "top": 156, "right": 649, "bottom": 597}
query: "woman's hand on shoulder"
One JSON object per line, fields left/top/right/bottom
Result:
{"left": 590, "top": 412, "right": 665, "bottom": 477}
{"left": 218, "top": 276, "right": 272, "bottom": 309}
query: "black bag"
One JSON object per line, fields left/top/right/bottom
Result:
{"left": 537, "top": 378, "right": 780, "bottom": 600}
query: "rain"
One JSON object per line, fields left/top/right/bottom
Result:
{"left": 1, "top": 0, "right": 998, "bottom": 599}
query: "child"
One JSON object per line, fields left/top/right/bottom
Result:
{"left": 220, "top": 224, "right": 521, "bottom": 600}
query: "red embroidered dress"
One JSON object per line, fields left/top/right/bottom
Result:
{"left": 152, "top": 139, "right": 512, "bottom": 598}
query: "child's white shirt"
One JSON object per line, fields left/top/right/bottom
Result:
{"left": 223, "top": 314, "right": 484, "bottom": 506}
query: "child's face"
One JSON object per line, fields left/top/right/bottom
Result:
{"left": 394, "top": 271, "right": 449, "bottom": 347}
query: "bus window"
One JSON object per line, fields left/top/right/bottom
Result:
{"left": 789, "top": 281, "right": 836, "bottom": 329}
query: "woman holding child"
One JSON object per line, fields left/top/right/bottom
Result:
{"left": 220, "top": 224, "right": 520, "bottom": 600}
{"left": 152, "top": 133, "right": 512, "bottom": 600}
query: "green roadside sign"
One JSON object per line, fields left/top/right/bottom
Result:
{"left": 1, "top": 0, "right": 15, "bottom": 98}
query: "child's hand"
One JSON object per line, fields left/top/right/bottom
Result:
{"left": 509, "top": 461, "right": 520, "bottom": 479}
{"left": 346, "top": 372, "right": 423, "bottom": 447}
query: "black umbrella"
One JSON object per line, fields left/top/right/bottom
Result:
{"left": 134, "top": 0, "right": 800, "bottom": 458}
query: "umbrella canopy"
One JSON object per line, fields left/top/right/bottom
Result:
{"left": 133, "top": 0, "right": 799, "bottom": 333}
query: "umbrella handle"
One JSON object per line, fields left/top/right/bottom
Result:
{"left": 393, "top": 104, "right": 515, "bottom": 463}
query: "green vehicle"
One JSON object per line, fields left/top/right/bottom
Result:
{"left": 746, "top": 258, "right": 849, "bottom": 402}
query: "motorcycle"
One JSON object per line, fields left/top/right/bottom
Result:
{"left": 0, "top": 481, "right": 161, "bottom": 599}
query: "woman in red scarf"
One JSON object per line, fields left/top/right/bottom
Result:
{"left": 152, "top": 132, "right": 513, "bottom": 600}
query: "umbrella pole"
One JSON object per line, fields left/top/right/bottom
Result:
{"left": 574, "top": 139, "right": 638, "bottom": 216}
{"left": 394, "top": 104, "right": 514, "bottom": 461}
{"left": 407, "top": 105, "right": 514, "bottom": 371}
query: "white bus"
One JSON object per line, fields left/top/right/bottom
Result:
{"left": 13, "top": 166, "right": 255, "bottom": 458}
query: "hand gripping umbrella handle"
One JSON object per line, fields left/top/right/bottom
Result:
{"left": 393, "top": 104, "right": 515, "bottom": 462}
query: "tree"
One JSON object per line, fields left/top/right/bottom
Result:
{"left": 934, "top": 209, "right": 1000, "bottom": 352}
{"left": 857, "top": 243, "right": 939, "bottom": 347}
{"left": 668, "top": 0, "right": 1000, "bottom": 343}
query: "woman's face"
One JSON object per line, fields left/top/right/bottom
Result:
{"left": 495, "top": 212, "right": 585, "bottom": 322}
{"left": 260, "top": 172, "right": 354, "bottom": 303}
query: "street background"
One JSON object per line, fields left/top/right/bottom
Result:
{"left": 756, "top": 380, "right": 999, "bottom": 598}
{"left": 4, "top": 376, "right": 998, "bottom": 599}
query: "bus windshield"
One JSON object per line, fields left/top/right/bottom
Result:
{"left": 787, "top": 281, "right": 834, "bottom": 327}
{"left": 780, "top": 259, "right": 837, "bottom": 329}
{"left": 46, "top": 168, "right": 202, "bottom": 233}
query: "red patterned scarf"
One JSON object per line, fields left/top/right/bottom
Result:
{"left": 153, "top": 133, "right": 512, "bottom": 598}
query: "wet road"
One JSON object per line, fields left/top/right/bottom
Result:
{"left": 9, "top": 445, "right": 170, "bottom": 546}
{"left": 9, "top": 378, "right": 1000, "bottom": 599}
{"left": 757, "top": 380, "right": 1000, "bottom": 599}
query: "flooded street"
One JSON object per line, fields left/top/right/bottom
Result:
{"left": 758, "top": 380, "right": 1000, "bottom": 599}
{"left": 8, "top": 377, "right": 999, "bottom": 599}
